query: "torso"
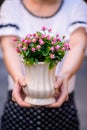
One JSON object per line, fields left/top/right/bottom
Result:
{"left": 2, "top": 0, "right": 85, "bottom": 92}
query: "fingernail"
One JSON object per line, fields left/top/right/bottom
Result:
{"left": 54, "top": 85, "right": 57, "bottom": 88}
{"left": 23, "top": 83, "right": 26, "bottom": 86}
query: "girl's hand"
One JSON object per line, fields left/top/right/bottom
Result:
{"left": 47, "top": 74, "right": 69, "bottom": 108}
{"left": 12, "top": 76, "right": 31, "bottom": 107}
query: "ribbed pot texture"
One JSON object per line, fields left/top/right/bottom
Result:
{"left": 23, "top": 62, "right": 56, "bottom": 106}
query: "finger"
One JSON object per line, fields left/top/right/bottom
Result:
{"left": 54, "top": 75, "right": 58, "bottom": 82}
{"left": 14, "top": 92, "right": 31, "bottom": 107}
{"left": 12, "top": 96, "right": 16, "bottom": 102}
{"left": 48, "top": 90, "right": 68, "bottom": 108}
{"left": 13, "top": 86, "right": 31, "bottom": 107}
{"left": 19, "top": 79, "right": 26, "bottom": 87}
{"left": 54, "top": 78, "right": 62, "bottom": 89}
{"left": 65, "top": 95, "right": 69, "bottom": 101}
{"left": 12, "top": 92, "right": 16, "bottom": 101}
{"left": 54, "top": 88, "right": 60, "bottom": 96}
{"left": 16, "top": 77, "right": 26, "bottom": 87}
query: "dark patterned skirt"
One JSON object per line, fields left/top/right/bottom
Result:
{"left": 1, "top": 90, "right": 79, "bottom": 130}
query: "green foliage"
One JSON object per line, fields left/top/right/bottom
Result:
{"left": 16, "top": 27, "right": 70, "bottom": 69}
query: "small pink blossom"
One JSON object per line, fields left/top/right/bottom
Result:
{"left": 39, "top": 39, "right": 44, "bottom": 45}
{"left": 27, "top": 34, "right": 31, "bottom": 38}
{"left": 64, "top": 43, "right": 69, "bottom": 47}
{"left": 64, "top": 43, "right": 70, "bottom": 50}
{"left": 46, "top": 35, "right": 51, "bottom": 40}
{"left": 24, "top": 40, "right": 28, "bottom": 43}
{"left": 62, "top": 47, "right": 65, "bottom": 51}
{"left": 57, "top": 38, "right": 61, "bottom": 42}
{"left": 55, "top": 45, "right": 60, "bottom": 51}
{"left": 32, "top": 33, "right": 36, "bottom": 37}
{"left": 28, "top": 39, "right": 32, "bottom": 43}
{"left": 31, "top": 47, "right": 36, "bottom": 52}
{"left": 53, "top": 38, "right": 57, "bottom": 42}
{"left": 32, "top": 38, "right": 36, "bottom": 43}
{"left": 56, "top": 34, "right": 59, "bottom": 37}
{"left": 18, "top": 43, "right": 22, "bottom": 48}
{"left": 16, "top": 47, "right": 20, "bottom": 53}
{"left": 24, "top": 40, "right": 29, "bottom": 46}
{"left": 48, "top": 28, "right": 52, "bottom": 33}
{"left": 41, "top": 34, "right": 45, "bottom": 39}
{"left": 50, "top": 47, "right": 55, "bottom": 51}
{"left": 51, "top": 41, "right": 55, "bottom": 45}
{"left": 35, "top": 34, "right": 39, "bottom": 39}
{"left": 22, "top": 39, "right": 25, "bottom": 42}
{"left": 41, "top": 26, "right": 46, "bottom": 31}
{"left": 13, "top": 38, "right": 17, "bottom": 42}
{"left": 50, "top": 54, "right": 55, "bottom": 59}
{"left": 22, "top": 47, "right": 27, "bottom": 51}
{"left": 37, "top": 45, "right": 41, "bottom": 49}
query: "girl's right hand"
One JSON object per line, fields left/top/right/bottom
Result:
{"left": 12, "top": 76, "right": 31, "bottom": 107}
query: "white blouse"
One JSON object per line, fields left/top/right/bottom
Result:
{"left": 0, "top": 0, "right": 87, "bottom": 92}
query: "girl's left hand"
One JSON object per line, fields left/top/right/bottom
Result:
{"left": 47, "top": 75, "right": 69, "bottom": 108}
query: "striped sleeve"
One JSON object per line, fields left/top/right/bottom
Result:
{"left": 68, "top": 0, "right": 87, "bottom": 33}
{"left": 0, "top": 0, "right": 21, "bottom": 37}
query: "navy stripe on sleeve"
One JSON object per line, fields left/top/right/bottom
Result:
{"left": 0, "top": 24, "right": 19, "bottom": 30}
{"left": 70, "top": 21, "right": 87, "bottom": 26}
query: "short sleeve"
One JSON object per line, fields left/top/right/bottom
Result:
{"left": 68, "top": 0, "right": 87, "bottom": 33}
{"left": 0, "top": 0, "right": 21, "bottom": 37}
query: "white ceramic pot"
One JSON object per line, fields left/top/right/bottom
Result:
{"left": 23, "top": 62, "right": 56, "bottom": 106}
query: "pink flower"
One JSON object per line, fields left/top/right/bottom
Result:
{"left": 24, "top": 40, "right": 28, "bottom": 43}
{"left": 50, "top": 47, "right": 54, "bottom": 51}
{"left": 39, "top": 39, "right": 44, "bottom": 45}
{"left": 51, "top": 41, "right": 55, "bottom": 45}
{"left": 41, "top": 34, "right": 45, "bottom": 39}
{"left": 13, "top": 38, "right": 17, "bottom": 41}
{"left": 64, "top": 43, "right": 69, "bottom": 47}
{"left": 55, "top": 45, "right": 60, "bottom": 50}
{"left": 53, "top": 38, "right": 57, "bottom": 42}
{"left": 22, "top": 47, "right": 27, "bottom": 51}
{"left": 48, "top": 28, "right": 52, "bottom": 33}
{"left": 64, "top": 43, "right": 70, "bottom": 50}
{"left": 62, "top": 47, "right": 65, "bottom": 51}
{"left": 27, "top": 34, "right": 31, "bottom": 38}
{"left": 23, "top": 39, "right": 29, "bottom": 46}
{"left": 31, "top": 47, "right": 36, "bottom": 52}
{"left": 18, "top": 43, "right": 22, "bottom": 48}
{"left": 16, "top": 47, "right": 20, "bottom": 53}
{"left": 57, "top": 38, "right": 61, "bottom": 42}
{"left": 22, "top": 39, "right": 25, "bottom": 42}
{"left": 32, "top": 33, "right": 36, "bottom": 37}
{"left": 46, "top": 35, "right": 51, "bottom": 40}
{"left": 28, "top": 39, "right": 32, "bottom": 43}
{"left": 50, "top": 54, "right": 55, "bottom": 59}
{"left": 56, "top": 34, "right": 59, "bottom": 37}
{"left": 35, "top": 34, "right": 39, "bottom": 39}
{"left": 32, "top": 38, "right": 36, "bottom": 43}
{"left": 41, "top": 26, "right": 46, "bottom": 31}
{"left": 37, "top": 45, "right": 41, "bottom": 49}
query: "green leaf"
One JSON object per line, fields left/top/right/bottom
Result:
{"left": 25, "top": 50, "right": 30, "bottom": 56}
{"left": 49, "top": 62, "right": 55, "bottom": 69}
{"left": 44, "top": 57, "right": 51, "bottom": 63}
{"left": 35, "top": 58, "right": 38, "bottom": 64}
{"left": 46, "top": 47, "right": 50, "bottom": 53}
{"left": 36, "top": 32, "right": 42, "bottom": 37}
{"left": 42, "top": 51, "right": 48, "bottom": 56}
{"left": 28, "top": 58, "right": 34, "bottom": 65}
{"left": 57, "top": 42, "right": 64, "bottom": 46}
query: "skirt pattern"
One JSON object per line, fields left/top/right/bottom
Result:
{"left": 1, "top": 91, "right": 79, "bottom": 130}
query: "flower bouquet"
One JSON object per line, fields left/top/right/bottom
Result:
{"left": 14, "top": 26, "right": 70, "bottom": 106}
